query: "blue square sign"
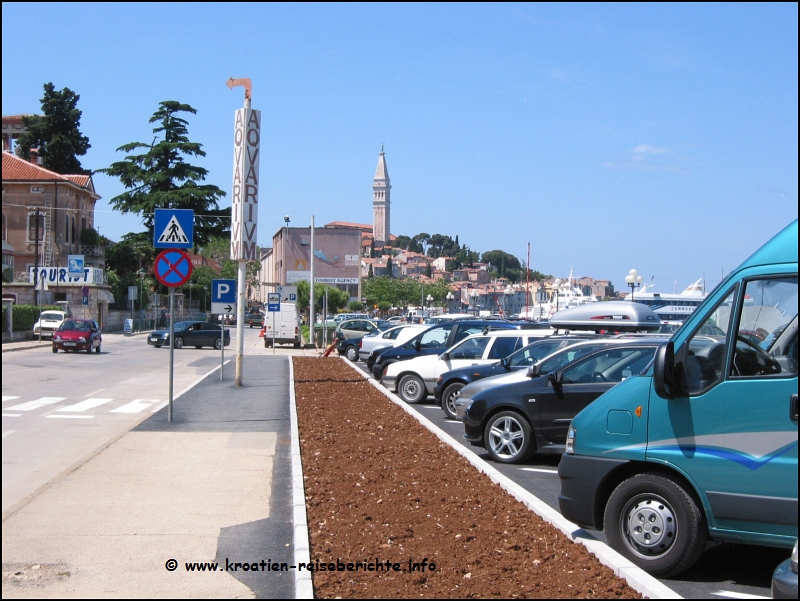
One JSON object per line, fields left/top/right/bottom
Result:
{"left": 154, "top": 209, "right": 194, "bottom": 248}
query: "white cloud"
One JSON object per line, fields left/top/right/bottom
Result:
{"left": 632, "top": 144, "right": 671, "bottom": 154}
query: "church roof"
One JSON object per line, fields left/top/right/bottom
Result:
{"left": 374, "top": 150, "right": 389, "bottom": 181}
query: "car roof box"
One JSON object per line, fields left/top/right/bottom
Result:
{"left": 549, "top": 301, "right": 661, "bottom": 332}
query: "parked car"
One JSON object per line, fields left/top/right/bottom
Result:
{"left": 52, "top": 319, "right": 102, "bottom": 353}
{"left": 368, "top": 320, "right": 520, "bottom": 379}
{"left": 359, "top": 324, "right": 429, "bottom": 362}
{"left": 246, "top": 312, "right": 264, "bottom": 328}
{"left": 383, "top": 329, "right": 553, "bottom": 406}
{"left": 463, "top": 340, "right": 664, "bottom": 463}
{"left": 433, "top": 334, "right": 598, "bottom": 419}
{"left": 335, "top": 318, "right": 391, "bottom": 340}
{"left": 148, "top": 321, "right": 230, "bottom": 349}
{"left": 33, "top": 310, "right": 69, "bottom": 338}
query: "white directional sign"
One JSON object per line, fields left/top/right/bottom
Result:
{"left": 267, "top": 292, "right": 280, "bottom": 312}
{"left": 276, "top": 285, "right": 298, "bottom": 303}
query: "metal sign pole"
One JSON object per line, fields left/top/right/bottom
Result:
{"left": 220, "top": 316, "right": 225, "bottom": 381}
{"left": 272, "top": 310, "right": 276, "bottom": 354}
{"left": 235, "top": 260, "right": 245, "bottom": 386}
{"left": 168, "top": 287, "right": 175, "bottom": 422}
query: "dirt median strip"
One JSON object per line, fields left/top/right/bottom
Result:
{"left": 293, "top": 357, "right": 643, "bottom": 599}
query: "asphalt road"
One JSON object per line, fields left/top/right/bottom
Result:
{"left": 348, "top": 356, "right": 788, "bottom": 600}
{"left": 1, "top": 331, "right": 241, "bottom": 515}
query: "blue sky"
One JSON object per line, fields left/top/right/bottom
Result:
{"left": 3, "top": 3, "right": 797, "bottom": 292}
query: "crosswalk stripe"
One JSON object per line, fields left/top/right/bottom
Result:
{"left": 2, "top": 396, "right": 21, "bottom": 403}
{"left": 110, "top": 399, "right": 157, "bottom": 414}
{"left": 47, "top": 415, "right": 95, "bottom": 419}
{"left": 6, "top": 397, "right": 66, "bottom": 411}
{"left": 57, "top": 398, "right": 114, "bottom": 412}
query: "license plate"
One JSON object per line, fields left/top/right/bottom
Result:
{"left": 64, "top": 342, "right": 77, "bottom": 347}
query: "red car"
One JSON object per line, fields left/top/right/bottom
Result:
{"left": 52, "top": 319, "right": 102, "bottom": 354}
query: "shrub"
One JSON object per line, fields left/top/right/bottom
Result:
{"left": 11, "top": 304, "right": 61, "bottom": 332}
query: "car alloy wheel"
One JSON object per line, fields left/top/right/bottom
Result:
{"left": 214, "top": 338, "right": 222, "bottom": 350}
{"left": 397, "top": 374, "right": 426, "bottom": 403}
{"left": 441, "top": 382, "right": 464, "bottom": 420}
{"left": 52, "top": 346, "right": 58, "bottom": 353}
{"left": 604, "top": 473, "right": 707, "bottom": 577}
{"left": 174, "top": 337, "right": 184, "bottom": 349}
{"left": 484, "top": 411, "right": 535, "bottom": 464}
{"left": 345, "top": 345, "right": 358, "bottom": 362}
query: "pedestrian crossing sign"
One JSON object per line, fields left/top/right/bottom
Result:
{"left": 154, "top": 209, "right": 194, "bottom": 248}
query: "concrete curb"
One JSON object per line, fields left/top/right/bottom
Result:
{"left": 289, "top": 357, "right": 314, "bottom": 599}
{"left": 341, "top": 358, "right": 681, "bottom": 600}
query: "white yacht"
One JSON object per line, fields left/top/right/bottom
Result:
{"left": 520, "top": 269, "right": 597, "bottom": 320}
{"left": 624, "top": 278, "right": 707, "bottom": 323}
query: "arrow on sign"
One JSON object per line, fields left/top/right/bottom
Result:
{"left": 225, "top": 305, "right": 233, "bottom": 313}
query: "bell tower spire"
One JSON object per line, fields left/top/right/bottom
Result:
{"left": 372, "top": 147, "right": 391, "bottom": 246}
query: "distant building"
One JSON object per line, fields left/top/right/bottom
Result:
{"left": 372, "top": 147, "right": 391, "bottom": 246}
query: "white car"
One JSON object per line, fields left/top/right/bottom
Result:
{"left": 32, "top": 310, "right": 69, "bottom": 338}
{"left": 359, "top": 324, "right": 428, "bottom": 362}
{"left": 383, "top": 329, "right": 553, "bottom": 403}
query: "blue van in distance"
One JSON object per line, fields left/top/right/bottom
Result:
{"left": 558, "top": 219, "right": 798, "bottom": 577}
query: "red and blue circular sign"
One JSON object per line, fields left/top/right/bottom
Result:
{"left": 154, "top": 249, "right": 193, "bottom": 288}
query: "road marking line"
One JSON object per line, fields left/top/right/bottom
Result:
{"left": 46, "top": 415, "right": 95, "bottom": 419}
{"left": 518, "top": 467, "right": 559, "bottom": 474}
{"left": 110, "top": 399, "right": 156, "bottom": 414}
{"left": 2, "top": 396, "right": 21, "bottom": 403}
{"left": 57, "top": 398, "right": 114, "bottom": 412}
{"left": 2, "top": 430, "right": 16, "bottom": 438}
{"left": 6, "top": 397, "right": 66, "bottom": 411}
{"left": 2, "top": 414, "right": 22, "bottom": 417}
{"left": 711, "top": 591, "right": 770, "bottom": 599}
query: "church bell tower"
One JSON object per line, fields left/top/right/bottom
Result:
{"left": 372, "top": 147, "right": 391, "bottom": 246}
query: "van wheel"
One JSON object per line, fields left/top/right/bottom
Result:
{"left": 604, "top": 473, "right": 707, "bottom": 577}
{"left": 442, "top": 382, "right": 464, "bottom": 420}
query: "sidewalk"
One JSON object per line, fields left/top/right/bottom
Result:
{"left": 2, "top": 340, "right": 316, "bottom": 598}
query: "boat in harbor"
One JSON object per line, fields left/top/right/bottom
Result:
{"left": 624, "top": 278, "right": 707, "bottom": 323}
{"left": 519, "top": 269, "right": 598, "bottom": 320}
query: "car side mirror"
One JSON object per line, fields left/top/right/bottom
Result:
{"left": 415, "top": 339, "right": 421, "bottom": 351}
{"left": 547, "top": 371, "right": 563, "bottom": 389}
{"left": 527, "top": 364, "right": 541, "bottom": 378}
{"left": 441, "top": 352, "right": 450, "bottom": 361}
{"left": 500, "top": 357, "right": 509, "bottom": 369}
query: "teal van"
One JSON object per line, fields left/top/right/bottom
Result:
{"left": 559, "top": 219, "right": 798, "bottom": 577}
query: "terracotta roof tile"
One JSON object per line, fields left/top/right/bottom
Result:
{"left": 2, "top": 151, "right": 68, "bottom": 181}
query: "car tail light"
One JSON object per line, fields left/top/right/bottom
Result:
{"left": 357, "top": 340, "right": 362, "bottom": 348}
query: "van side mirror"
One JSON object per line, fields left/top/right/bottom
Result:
{"left": 654, "top": 341, "right": 685, "bottom": 398}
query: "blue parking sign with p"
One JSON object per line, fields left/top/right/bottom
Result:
{"left": 212, "top": 279, "right": 237, "bottom": 303}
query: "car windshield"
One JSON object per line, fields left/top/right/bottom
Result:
{"left": 61, "top": 320, "right": 91, "bottom": 331}
{"left": 41, "top": 312, "right": 64, "bottom": 320}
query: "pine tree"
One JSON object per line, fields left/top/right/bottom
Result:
{"left": 16, "top": 83, "right": 91, "bottom": 174}
{"left": 99, "top": 101, "right": 228, "bottom": 246}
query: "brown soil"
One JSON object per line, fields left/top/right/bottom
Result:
{"left": 293, "top": 357, "right": 642, "bottom": 599}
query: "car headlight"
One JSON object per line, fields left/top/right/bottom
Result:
{"left": 78, "top": 337, "right": 86, "bottom": 342}
{"left": 53, "top": 335, "right": 60, "bottom": 341}
{"left": 566, "top": 425, "right": 576, "bottom": 454}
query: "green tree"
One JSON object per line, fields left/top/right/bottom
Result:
{"left": 481, "top": 250, "right": 521, "bottom": 278}
{"left": 385, "top": 256, "right": 394, "bottom": 277}
{"left": 348, "top": 301, "right": 364, "bottom": 312}
{"left": 99, "top": 101, "right": 229, "bottom": 246}
{"left": 16, "top": 83, "right": 91, "bottom": 174}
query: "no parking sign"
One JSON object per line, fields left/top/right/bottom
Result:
{"left": 154, "top": 250, "right": 193, "bottom": 287}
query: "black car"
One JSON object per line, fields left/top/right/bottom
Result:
{"left": 368, "top": 320, "right": 518, "bottom": 379}
{"left": 337, "top": 335, "right": 364, "bottom": 362}
{"left": 463, "top": 341, "right": 663, "bottom": 464}
{"left": 147, "top": 321, "right": 231, "bottom": 349}
{"left": 246, "top": 312, "right": 265, "bottom": 328}
{"left": 433, "top": 335, "right": 597, "bottom": 419}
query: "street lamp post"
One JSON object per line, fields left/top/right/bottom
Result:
{"left": 446, "top": 291, "right": 454, "bottom": 313}
{"left": 625, "top": 268, "right": 643, "bottom": 302}
{"left": 504, "top": 285, "right": 513, "bottom": 316}
{"left": 553, "top": 278, "right": 562, "bottom": 313}
{"left": 426, "top": 294, "right": 433, "bottom": 319}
